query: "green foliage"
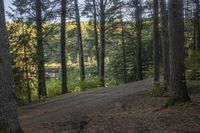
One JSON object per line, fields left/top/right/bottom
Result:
{"left": 15, "top": 78, "right": 29, "bottom": 105}
{"left": 186, "top": 52, "right": 200, "bottom": 80}
{"left": 7, "top": 0, "right": 161, "bottom": 104}
{"left": 67, "top": 66, "right": 82, "bottom": 93}
{"left": 7, "top": 22, "right": 37, "bottom": 104}
{"left": 165, "top": 96, "right": 191, "bottom": 107}
{"left": 149, "top": 82, "right": 169, "bottom": 97}
{"left": 188, "top": 69, "right": 200, "bottom": 81}
{"left": 144, "top": 66, "right": 153, "bottom": 78}
{"left": 80, "top": 78, "right": 99, "bottom": 91}
{"left": 46, "top": 79, "right": 61, "bottom": 97}
{"left": 187, "top": 80, "right": 200, "bottom": 92}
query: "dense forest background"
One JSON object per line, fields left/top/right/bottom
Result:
{"left": 4, "top": 0, "right": 200, "bottom": 104}
{"left": 1, "top": 0, "right": 200, "bottom": 132}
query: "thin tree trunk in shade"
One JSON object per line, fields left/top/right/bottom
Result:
{"left": 160, "top": 0, "right": 169, "bottom": 84}
{"left": 99, "top": 0, "right": 106, "bottom": 87}
{"left": 194, "top": 14, "right": 196, "bottom": 51}
{"left": 168, "top": 0, "right": 190, "bottom": 101}
{"left": 120, "top": 0, "right": 127, "bottom": 84}
{"left": 21, "top": 23, "right": 32, "bottom": 103}
{"left": 61, "top": 0, "right": 68, "bottom": 94}
{"left": 36, "top": 0, "right": 46, "bottom": 98}
{"left": 92, "top": 0, "right": 99, "bottom": 73}
{"left": 153, "top": 0, "right": 160, "bottom": 83}
{"left": 135, "top": 0, "right": 143, "bottom": 81}
{"left": 23, "top": 38, "right": 32, "bottom": 103}
{"left": 195, "top": 0, "right": 200, "bottom": 51}
{"left": 0, "top": 0, "right": 24, "bottom": 132}
{"left": 74, "top": 0, "right": 85, "bottom": 81}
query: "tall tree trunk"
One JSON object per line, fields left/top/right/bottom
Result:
{"left": 92, "top": 0, "right": 99, "bottom": 73}
{"left": 195, "top": 0, "right": 200, "bottom": 51}
{"left": 21, "top": 23, "right": 31, "bottom": 103}
{"left": 120, "top": 0, "right": 127, "bottom": 84}
{"left": 153, "top": 0, "right": 160, "bottom": 83}
{"left": 23, "top": 38, "right": 32, "bottom": 103}
{"left": 168, "top": 0, "right": 190, "bottom": 103}
{"left": 135, "top": 0, "right": 143, "bottom": 81}
{"left": 36, "top": 0, "right": 46, "bottom": 98}
{"left": 99, "top": 0, "right": 106, "bottom": 87}
{"left": 194, "top": 14, "right": 196, "bottom": 51}
{"left": 0, "top": 0, "right": 23, "bottom": 132}
{"left": 74, "top": 0, "right": 85, "bottom": 81}
{"left": 160, "top": 0, "right": 169, "bottom": 84}
{"left": 61, "top": 0, "right": 68, "bottom": 94}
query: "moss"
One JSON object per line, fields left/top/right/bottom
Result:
{"left": 165, "top": 96, "right": 191, "bottom": 107}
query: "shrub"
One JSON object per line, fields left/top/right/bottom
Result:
{"left": 186, "top": 51, "right": 200, "bottom": 81}
{"left": 80, "top": 77, "right": 99, "bottom": 91}
{"left": 187, "top": 80, "right": 200, "bottom": 92}
{"left": 46, "top": 78, "right": 61, "bottom": 97}
{"left": 149, "top": 82, "right": 169, "bottom": 97}
{"left": 188, "top": 69, "right": 200, "bottom": 81}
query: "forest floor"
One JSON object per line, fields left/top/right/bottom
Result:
{"left": 20, "top": 80, "right": 200, "bottom": 133}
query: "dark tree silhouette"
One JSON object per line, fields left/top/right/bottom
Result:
{"left": 0, "top": 0, "right": 23, "bottom": 132}
{"left": 153, "top": 0, "right": 160, "bottom": 83}
{"left": 74, "top": 0, "right": 85, "bottom": 81}
{"left": 36, "top": 0, "right": 46, "bottom": 98}
{"left": 61, "top": 0, "right": 68, "bottom": 94}
{"left": 168, "top": 0, "right": 190, "bottom": 104}
{"left": 160, "top": 0, "right": 169, "bottom": 84}
{"left": 135, "top": 0, "right": 143, "bottom": 81}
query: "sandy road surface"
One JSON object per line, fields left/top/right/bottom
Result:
{"left": 19, "top": 79, "right": 153, "bottom": 127}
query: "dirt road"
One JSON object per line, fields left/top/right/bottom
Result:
{"left": 19, "top": 79, "right": 152, "bottom": 127}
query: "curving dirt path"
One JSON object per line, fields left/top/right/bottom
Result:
{"left": 19, "top": 79, "right": 153, "bottom": 127}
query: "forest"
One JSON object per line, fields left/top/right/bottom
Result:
{"left": 0, "top": 0, "right": 200, "bottom": 132}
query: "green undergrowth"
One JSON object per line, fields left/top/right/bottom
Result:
{"left": 149, "top": 82, "right": 169, "bottom": 97}
{"left": 187, "top": 80, "right": 200, "bottom": 93}
{"left": 165, "top": 95, "right": 191, "bottom": 107}
{"left": 79, "top": 77, "right": 99, "bottom": 91}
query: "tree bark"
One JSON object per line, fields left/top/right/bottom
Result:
{"left": 168, "top": 0, "right": 190, "bottom": 103}
{"left": 120, "top": 0, "right": 127, "bottom": 84}
{"left": 0, "top": 0, "right": 24, "bottom": 132}
{"left": 74, "top": 0, "right": 85, "bottom": 81}
{"left": 99, "top": 0, "right": 106, "bottom": 87}
{"left": 160, "top": 0, "right": 169, "bottom": 84}
{"left": 23, "top": 36, "right": 32, "bottom": 103}
{"left": 195, "top": 0, "right": 200, "bottom": 51}
{"left": 153, "top": 0, "right": 160, "bottom": 83}
{"left": 36, "top": 0, "right": 46, "bottom": 98}
{"left": 21, "top": 22, "right": 32, "bottom": 103}
{"left": 61, "top": 0, "right": 68, "bottom": 94}
{"left": 135, "top": 0, "right": 143, "bottom": 81}
{"left": 92, "top": 0, "right": 99, "bottom": 73}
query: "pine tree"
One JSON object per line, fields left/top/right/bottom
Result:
{"left": 74, "top": 0, "right": 85, "bottom": 81}
{"left": 153, "top": 0, "right": 160, "bottom": 83}
{"left": 61, "top": 0, "right": 68, "bottom": 94}
{"left": 0, "top": 0, "right": 23, "bottom": 132}
{"left": 168, "top": 0, "right": 190, "bottom": 104}
{"left": 36, "top": 0, "right": 47, "bottom": 98}
{"left": 160, "top": 0, "right": 169, "bottom": 84}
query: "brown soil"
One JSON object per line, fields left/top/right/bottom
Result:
{"left": 23, "top": 90, "right": 200, "bottom": 133}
